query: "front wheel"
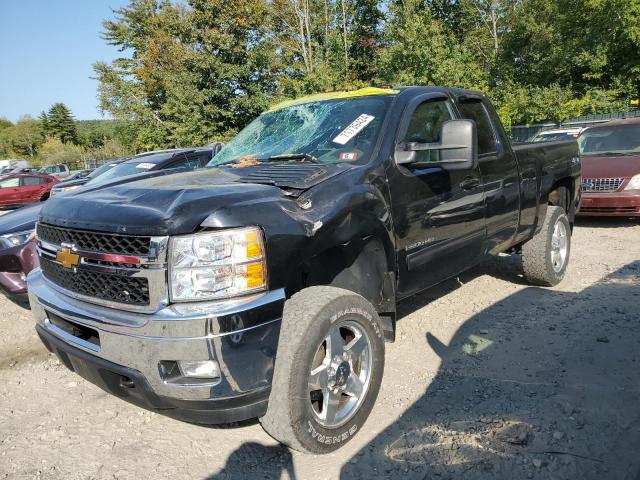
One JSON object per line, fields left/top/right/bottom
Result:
{"left": 260, "top": 286, "right": 385, "bottom": 453}
{"left": 522, "top": 205, "right": 571, "bottom": 286}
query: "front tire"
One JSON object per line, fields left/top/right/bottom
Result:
{"left": 260, "top": 286, "right": 385, "bottom": 453}
{"left": 522, "top": 205, "right": 571, "bottom": 286}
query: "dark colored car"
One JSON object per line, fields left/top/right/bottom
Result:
{"left": 28, "top": 87, "right": 581, "bottom": 453}
{"left": 51, "top": 160, "right": 125, "bottom": 196}
{"left": 0, "top": 148, "right": 215, "bottom": 302}
{"left": 0, "top": 173, "right": 58, "bottom": 208}
{"left": 0, "top": 203, "right": 41, "bottom": 303}
{"left": 66, "top": 169, "right": 95, "bottom": 181}
{"left": 578, "top": 118, "right": 640, "bottom": 216}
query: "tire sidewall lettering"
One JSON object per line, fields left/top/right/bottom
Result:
{"left": 308, "top": 420, "right": 358, "bottom": 445}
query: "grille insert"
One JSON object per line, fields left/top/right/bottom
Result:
{"left": 40, "top": 257, "right": 150, "bottom": 306}
{"left": 37, "top": 224, "right": 151, "bottom": 256}
{"left": 582, "top": 178, "right": 625, "bottom": 192}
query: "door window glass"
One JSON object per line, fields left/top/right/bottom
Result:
{"left": 21, "top": 176, "right": 42, "bottom": 186}
{"left": 458, "top": 99, "right": 497, "bottom": 155}
{"left": 0, "top": 177, "right": 20, "bottom": 188}
{"left": 402, "top": 100, "right": 453, "bottom": 163}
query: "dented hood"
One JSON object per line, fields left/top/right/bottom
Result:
{"left": 39, "top": 164, "right": 348, "bottom": 236}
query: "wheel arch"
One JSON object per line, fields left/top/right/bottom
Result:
{"left": 294, "top": 235, "right": 397, "bottom": 341}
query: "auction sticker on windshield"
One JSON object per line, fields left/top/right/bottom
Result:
{"left": 333, "top": 114, "right": 375, "bottom": 145}
{"left": 136, "top": 163, "right": 156, "bottom": 169}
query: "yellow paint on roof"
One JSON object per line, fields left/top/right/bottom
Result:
{"left": 267, "top": 87, "right": 399, "bottom": 112}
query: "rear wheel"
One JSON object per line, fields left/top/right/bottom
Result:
{"left": 260, "top": 286, "right": 385, "bottom": 453}
{"left": 522, "top": 205, "right": 571, "bottom": 286}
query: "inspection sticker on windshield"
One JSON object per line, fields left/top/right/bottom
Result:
{"left": 136, "top": 163, "right": 155, "bottom": 169}
{"left": 339, "top": 152, "right": 358, "bottom": 161}
{"left": 333, "top": 114, "right": 375, "bottom": 145}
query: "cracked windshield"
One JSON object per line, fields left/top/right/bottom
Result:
{"left": 209, "top": 95, "right": 394, "bottom": 166}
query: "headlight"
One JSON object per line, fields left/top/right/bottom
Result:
{"left": 625, "top": 174, "right": 640, "bottom": 191}
{"left": 169, "top": 227, "right": 266, "bottom": 301}
{"left": 0, "top": 229, "right": 36, "bottom": 249}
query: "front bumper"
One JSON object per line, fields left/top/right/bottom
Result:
{"left": 0, "top": 240, "right": 38, "bottom": 295}
{"left": 28, "top": 269, "right": 284, "bottom": 423}
{"left": 578, "top": 191, "right": 640, "bottom": 216}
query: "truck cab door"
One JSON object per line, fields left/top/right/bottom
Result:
{"left": 455, "top": 96, "right": 520, "bottom": 254}
{"left": 386, "top": 94, "right": 486, "bottom": 299}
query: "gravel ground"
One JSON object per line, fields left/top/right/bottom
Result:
{"left": 1, "top": 217, "right": 639, "bottom": 480}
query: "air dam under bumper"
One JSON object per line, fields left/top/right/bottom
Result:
{"left": 28, "top": 269, "right": 284, "bottom": 424}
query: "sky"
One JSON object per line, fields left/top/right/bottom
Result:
{"left": 0, "top": 0, "right": 130, "bottom": 122}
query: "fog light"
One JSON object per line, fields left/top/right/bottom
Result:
{"left": 178, "top": 360, "right": 220, "bottom": 379}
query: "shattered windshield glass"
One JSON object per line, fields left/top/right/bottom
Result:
{"left": 209, "top": 95, "right": 394, "bottom": 166}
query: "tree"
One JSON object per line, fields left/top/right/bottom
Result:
{"left": 378, "top": 0, "right": 487, "bottom": 90}
{"left": 1, "top": 117, "right": 45, "bottom": 158}
{"left": 46, "top": 103, "right": 78, "bottom": 144}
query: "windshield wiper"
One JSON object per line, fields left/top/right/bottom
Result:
{"left": 264, "top": 153, "right": 321, "bottom": 164}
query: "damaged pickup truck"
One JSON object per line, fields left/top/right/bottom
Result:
{"left": 28, "top": 87, "right": 580, "bottom": 453}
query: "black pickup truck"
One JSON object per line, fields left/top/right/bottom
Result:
{"left": 28, "top": 87, "right": 580, "bottom": 453}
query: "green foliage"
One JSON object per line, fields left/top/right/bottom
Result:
{"left": 4, "top": 0, "right": 636, "bottom": 154}
{"left": 45, "top": 103, "right": 79, "bottom": 144}
{"left": 37, "top": 138, "right": 84, "bottom": 168}
{"left": 0, "top": 117, "right": 45, "bottom": 159}
{"left": 378, "top": 0, "right": 488, "bottom": 90}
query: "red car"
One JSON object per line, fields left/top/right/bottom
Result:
{"left": 0, "top": 173, "right": 59, "bottom": 208}
{"left": 578, "top": 118, "right": 640, "bottom": 216}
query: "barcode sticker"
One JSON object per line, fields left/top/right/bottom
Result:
{"left": 333, "top": 114, "right": 375, "bottom": 145}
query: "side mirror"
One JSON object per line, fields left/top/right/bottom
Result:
{"left": 395, "top": 119, "right": 477, "bottom": 170}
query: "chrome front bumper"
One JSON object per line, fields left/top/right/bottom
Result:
{"left": 28, "top": 269, "right": 284, "bottom": 402}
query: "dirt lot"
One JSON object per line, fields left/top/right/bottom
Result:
{"left": 1, "top": 217, "right": 639, "bottom": 480}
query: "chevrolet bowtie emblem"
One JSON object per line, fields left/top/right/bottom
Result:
{"left": 56, "top": 247, "right": 80, "bottom": 269}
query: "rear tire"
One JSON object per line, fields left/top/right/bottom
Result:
{"left": 260, "top": 286, "right": 385, "bottom": 453}
{"left": 522, "top": 205, "right": 571, "bottom": 286}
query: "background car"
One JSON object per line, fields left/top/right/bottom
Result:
{"left": 0, "top": 203, "right": 40, "bottom": 306}
{"left": 530, "top": 127, "right": 584, "bottom": 143}
{"left": 0, "top": 146, "right": 216, "bottom": 304}
{"left": 37, "top": 163, "right": 70, "bottom": 180}
{"left": 0, "top": 173, "right": 58, "bottom": 208}
{"left": 65, "top": 168, "right": 95, "bottom": 181}
{"left": 578, "top": 118, "right": 640, "bottom": 216}
{"left": 51, "top": 159, "right": 124, "bottom": 196}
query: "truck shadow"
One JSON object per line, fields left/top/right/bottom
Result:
{"left": 205, "top": 441, "right": 295, "bottom": 479}
{"left": 341, "top": 261, "right": 640, "bottom": 479}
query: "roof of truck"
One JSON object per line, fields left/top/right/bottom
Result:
{"left": 267, "top": 86, "right": 487, "bottom": 112}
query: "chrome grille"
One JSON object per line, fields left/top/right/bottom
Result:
{"left": 581, "top": 177, "right": 625, "bottom": 192}
{"left": 36, "top": 224, "right": 168, "bottom": 312}
{"left": 37, "top": 224, "right": 151, "bottom": 256}
{"left": 40, "top": 257, "right": 150, "bottom": 306}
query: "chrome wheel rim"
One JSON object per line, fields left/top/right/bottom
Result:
{"left": 308, "top": 320, "right": 372, "bottom": 428}
{"left": 551, "top": 219, "right": 568, "bottom": 273}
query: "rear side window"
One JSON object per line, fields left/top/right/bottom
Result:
{"left": 458, "top": 99, "right": 497, "bottom": 155}
{"left": 21, "top": 176, "right": 43, "bottom": 186}
{"left": 171, "top": 152, "right": 211, "bottom": 170}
